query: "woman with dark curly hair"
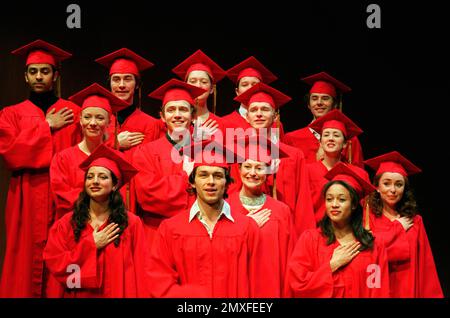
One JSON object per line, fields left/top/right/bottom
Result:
{"left": 365, "top": 151, "right": 443, "bottom": 298}
{"left": 286, "top": 162, "right": 390, "bottom": 297}
{"left": 44, "top": 144, "right": 149, "bottom": 298}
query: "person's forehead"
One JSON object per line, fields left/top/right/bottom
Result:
{"left": 187, "top": 70, "right": 210, "bottom": 80}
{"left": 111, "top": 73, "right": 135, "bottom": 78}
{"left": 81, "top": 107, "right": 110, "bottom": 116}
{"left": 310, "top": 92, "right": 332, "bottom": 98}
{"left": 164, "top": 100, "right": 191, "bottom": 109}
{"left": 27, "top": 63, "right": 53, "bottom": 69}
{"left": 87, "top": 166, "right": 111, "bottom": 175}
{"left": 239, "top": 76, "right": 260, "bottom": 83}
{"left": 196, "top": 166, "right": 226, "bottom": 174}
{"left": 380, "top": 172, "right": 405, "bottom": 181}
{"left": 249, "top": 101, "right": 273, "bottom": 109}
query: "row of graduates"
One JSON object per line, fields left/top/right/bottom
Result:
{"left": 0, "top": 39, "right": 443, "bottom": 298}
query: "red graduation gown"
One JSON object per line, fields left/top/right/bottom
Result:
{"left": 307, "top": 161, "right": 370, "bottom": 224}
{"left": 221, "top": 109, "right": 286, "bottom": 140}
{"left": 0, "top": 99, "right": 81, "bottom": 298}
{"left": 106, "top": 109, "right": 165, "bottom": 214}
{"left": 227, "top": 193, "right": 296, "bottom": 297}
{"left": 148, "top": 209, "right": 259, "bottom": 298}
{"left": 43, "top": 212, "right": 149, "bottom": 298}
{"left": 50, "top": 145, "right": 88, "bottom": 220}
{"left": 229, "top": 142, "right": 316, "bottom": 238}
{"left": 133, "top": 135, "right": 195, "bottom": 247}
{"left": 286, "top": 229, "right": 390, "bottom": 298}
{"left": 369, "top": 213, "right": 443, "bottom": 297}
{"left": 284, "top": 127, "right": 364, "bottom": 168}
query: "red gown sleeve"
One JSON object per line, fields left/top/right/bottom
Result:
{"left": 148, "top": 221, "right": 209, "bottom": 298}
{"left": 415, "top": 216, "right": 443, "bottom": 297}
{"left": 369, "top": 242, "right": 391, "bottom": 297}
{"left": 43, "top": 219, "right": 103, "bottom": 289}
{"left": 286, "top": 230, "right": 334, "bottom": 298}
{"left": 0, "top": 108, "right": 53, "bottom": 170}
{"left": 378, "top": 219, "right": 411, "bottom": 262}
{"left": 133, "top": 147, "right": 189, "bottom": 218}
{"left": 130, "top": 216, "right": 152, "bottom": 297}
{"left": 292, "top": 150, "right": 316, "bottom": 237}
{"left": 50, "top": 151, "right": 82, "bottom": 219}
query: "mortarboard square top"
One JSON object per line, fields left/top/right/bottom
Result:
{"left": 233, "top": 82, "right": 291, "bottom": 109}
{"left": 11, "top": 39, "right": 72, "bottom": 66}
{"left": 233, "top": 134, "right": 289, "bottom": 165}
{"left": 324, "top": 162, "right": 376, "bottom": 198}
{"left": 302, "top": 71, "right": 351, "bottom": 98}
{"left": 69, "top": 83, "right": 129, "bottom": 114}
{"left": 79, "top": 144, "right": 138, "bottom": 188}
{"left": 172, "top": 49, "right": 226, "bottom": 83}
{"left": 226, "top": 56, "right": 277, "bottom": 85}
{"left": 364, "top": 151, "right": 422, "bottom": 177}
{"left": 148, "top": 78, "right": 206, "bottom": 107}
{"left": 308, "top": 109, "right": 363, "bottom": 139}
{"left": 95, "top": 48, "right": 154, "bottom": 77}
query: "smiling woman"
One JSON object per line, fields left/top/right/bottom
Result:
{"left": 286, "top": 162, "right": 390, "bottom": 297}
{"left": 43, "top": 143, "right": 150, "bottom": 298}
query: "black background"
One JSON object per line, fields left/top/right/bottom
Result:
{"left": 0, "top": 1, "right": 448, "bottom": 298}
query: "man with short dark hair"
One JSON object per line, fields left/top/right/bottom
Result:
{"left": 0, "top": 39, "right": 81, "bottom": 297}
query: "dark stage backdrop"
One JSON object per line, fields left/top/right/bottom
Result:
{"left": 0, "top": 1, "right": 448, "bottom": 296}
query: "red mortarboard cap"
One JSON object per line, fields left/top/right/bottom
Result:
{"left": 234, "top": 134, "right": 289, "bottom": 165}
{"left": 183, "top": 140, "right": 244, "bottom": 169}
{"left": 234, "top": 82, "right": 291, "bottom": 109}
{"left": 226, "top": 56, "right": 278, "bottom": 84}
{"left": 148, "top": 78, "right": 206, "bottom": 107}
{"left": 302, "top": 71, "right": 351, "bottom": 98}
{"left": 11, "top": 39, "right": 72, "bottom": 66}
{"left": 69, "top": 83, "right": 129, "bottom": 114}
{"left": 79, "top": 144, "right": 138, "bottom": 188}
{"left": 95, "top": 48, "right": 154, "bottom": 77}
{"left": 325, "top": 162, "right": 376, "bottom": 198}
{"left": 363, "top": 151, "right": 422, "bottom": 177}
{"left": 308, "top": 109, "right": 363, "bottom": 139}
{"left": 172, "top": 49, "right": 226, "bottom": 83}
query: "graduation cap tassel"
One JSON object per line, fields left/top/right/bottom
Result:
{"left": 348, "top": 140, "right": 353, "bottom": 164}
{"left": 213, "top": 84, "right": 217, "bottom": 115}
{"left": 126, "top": 183, "right": 131, "bottom": 211}
{"left": 364, "top": 201, "right": 371, "bottom": 231}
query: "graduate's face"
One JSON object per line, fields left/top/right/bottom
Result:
{"left": 377, "top": 172, "right": 405, "bottom": 209}
{"left": 321, "top": 128, "right": 346, "bottom": 154}
{"left": 110, "top": 73, "right": 136, "bottom": 105}
{"left": 187, "top": 71, "right": 213, "bottom": 103}
{"left": 85, "top": 166, "right": 115, "bottom": 203}
{"left": 192, "top": 166, "right": 227, "bottom": 205}
{"left": 161, "top": 101, "right": 192, "bottom": 133}
{"left": 246, "top": 102, "right": 275, "bottom": 129}
{"left": 325, "top": 183, "right": 353, "bottom": 225}
{"left": 25, "top": 64, "right": 57, "bottom": 93}
{"left": 236, "top": 76, "right": 260, "bottom": 96}
{"left": 80, "top": 107, "right": 110, "bottom": 139}
{"left": 240, "top": 159, "right": 268, "bottom": 190}
{"left": 308, "top": 93, "right": 334, "bottom": 119}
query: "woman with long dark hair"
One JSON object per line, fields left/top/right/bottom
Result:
{"left": 286, "top": 162, "right": 390, "bottom": 297}
{"left": 365, "top": 151, "right": 443, "bottom": 297}
{"left": 44, "top": 144, "right": 149, "bottom": 297}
